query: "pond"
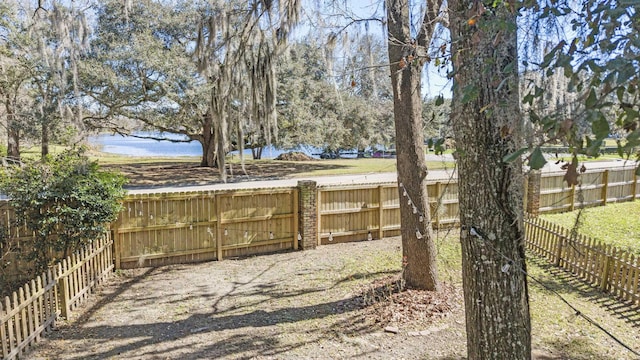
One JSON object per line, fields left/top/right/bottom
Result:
{"left": 87, "top": 133, "right": 321, "bottom": 158}
{"left": 88, "top": 133, "right": 202, "bottom": 157}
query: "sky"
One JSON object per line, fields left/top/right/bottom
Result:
{"left": 298, "top": 0, "right": 452, "bottom": 98}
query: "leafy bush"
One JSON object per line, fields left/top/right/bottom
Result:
{"left": 0, "top": 148, "right": 126, "bottom": 275}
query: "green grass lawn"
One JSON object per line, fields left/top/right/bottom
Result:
{"left": 435, "top": 230, "right": 639, "bottom": 359}
{"left": 90, "top": 153, "right": 454, "bottom": 175}
{"left": 540, "top": 201, "right": 640, "bottom": 254}
{"left": 264, "top": 158, "right": 454, "bottom": 176}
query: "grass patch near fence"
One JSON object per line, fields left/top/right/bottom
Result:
{"left": 526, "top": 255, "right": 640, "bottom": 359}
{"left": 436, "top": 231, "right": 639, "bottom": 359}
{"left": 541, "top": 201, "right": 640, "bottom": 255}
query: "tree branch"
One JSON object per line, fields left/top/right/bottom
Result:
{"left": 416, "top": 0, "right": 444, "bottom": 48}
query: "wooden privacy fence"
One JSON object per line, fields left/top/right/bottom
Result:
{"left": 112, "top": 188, "right": 298, "bottom": 268}
{"left": 538, "top": 167, "right": 638, "bottom": 213}
{"left": 111, "top": 167, "right": 638, "bottom": 262}
{"left": 316, "top": 181, "right": 459, "bottom": 245}
{"left": 0, "top": 235, "right": 113, "bottom": 360}
{"left": 525, "top": 215, "right": 640, "bottom": 306}
{"left": 2, "top": 166, "right": 637, "bottom": 273}
{"left": 0, "top": 202, "right": 44, "bottom": 287}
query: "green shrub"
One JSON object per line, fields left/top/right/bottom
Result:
{"left": 0, "top": 147, "right": 126, "bottom": 275}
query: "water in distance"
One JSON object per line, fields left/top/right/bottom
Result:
{"left": 88, "top": 133, "right": 320, "bottom": 158}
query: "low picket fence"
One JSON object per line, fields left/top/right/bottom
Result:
{"left": 525, "top": 215, "right": 640, "bottom": 306}
{"left": 0, "top": 235, "right": 113, "bottom": 360}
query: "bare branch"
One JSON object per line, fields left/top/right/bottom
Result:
{"left": 416, "top": 0, "right": 444, "bottom": 48}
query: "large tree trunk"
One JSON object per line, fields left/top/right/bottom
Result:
{"left": 200, "top": 113, "right": 217, "bottom": 167}
{"left": 386, "top": 0, "right": 439, "bottom": 290}
{"left": 449, "top": 2, "right": 531, "bottom": 359}
{"left": 251, "top": 146, "right": 262, "bottom": 160}
{"left": 41, "top": 121, "right": 50, "bottom": 158}
{"left": 7, "top": 125, "right": 20, "bottom": 161}
{"left": 5, "top": 96, "right": 20, "bottom": 161}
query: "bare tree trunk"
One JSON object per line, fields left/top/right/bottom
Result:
{"left": 215, "top": 112, "right": 227, "bottom": 182}
{"left": 386, "top": 0, "right": 440, "bottom": 290}
{"left": 5, "top": 96, "right": 20, "bottom": 161}
{"left": 41, "top": 121, "right": 50, "bottom": 158}
{"left": 252, "top": 147, "right": 263, "bottom": 160}
{"left": 7, "top": 126, "right": 20, "bottom": 161}
{"left": 200, "top": 113, "right": 217, "bottom": 167}
{"left": 449, "top": 2, "right": 531, "bottom": 358}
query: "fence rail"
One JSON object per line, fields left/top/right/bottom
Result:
{"left": 316, "top": 181, "right": 460, "bottom": 245}
{"left": 539, "top": 168, "right": 638, "bottom": 213}
{"left": 112, "top": 188, "right": 298, "bottom": 268}
{"left": 0, "top": 235, "right": 113, "bottom": 360}
{"left": 525, "top": 215, "right": 639, "bottom": 306}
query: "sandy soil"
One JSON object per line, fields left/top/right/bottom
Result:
{"left": 29, "top": 237, "right": 469, "bottom": 360}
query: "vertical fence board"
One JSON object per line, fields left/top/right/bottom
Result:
{"left": 4, "top": 296, "right": 14, "bottom": 357}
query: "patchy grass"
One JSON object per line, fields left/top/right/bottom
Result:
{"left": 437, "top": 231, "right": 640, "bottom": 359}
{"left": 81, "top": 154, "right": 455, "bottom": 188}
{"left": 540, "top": 201, "right": 640, "bottom": 254}
{"left": 527, "top": 256, "right": 640, "bottom": 359}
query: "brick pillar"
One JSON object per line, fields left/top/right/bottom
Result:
{"left": 297, "top": 180, "right": 317, "bottom": 250}
{"left": 526, "top": 170, "right": 541, "bottom": 216}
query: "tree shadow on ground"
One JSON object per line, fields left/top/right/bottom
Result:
{"left": 56, "top": 267, "right": 157, "bottom": 327}
{"left": 527, "top": 256, "right": 640, "bottom": 328}
{"left": 101, "top": 160, "right": 353, "bottom": 188}
{"left": 52, "top": 297, "right": 371, "bottom": 359}
{"left": 541, "top": 337, "right": 632, "bottom": 360}
{"left": 35, "top": 260, "right": 399, "bottom": 360}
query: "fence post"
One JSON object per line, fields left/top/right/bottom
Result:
{"left": 555, "top": 231, "right": 564, "bottom": 266}
{"left": 601, "top": 170, "right": 609, "bottom": 205}
{"left": 434, "top": 182, "right": 441, "bottom": 229}
{"left": 0, "top": 299, "right": 7, "bottom": 357}
{"left": 112, "top": 230, "right": 120, "bottom": 270}
{"left": 600, "top": 246, "right": 611, "bottom": 291}
{"left": 292, "top": 189, "right": 299, "bottom": 250}
{"left": 297, "top": 180, "right": 317, "bottom": 250}
{"left": 633, "top": 170, "right": 638, "bottom": 201}
{"left": 378, "top": 185, "right": 384, "bottom": 239}
{"left": 57, "top": 261, "right": 70, "bottom": 319}
{"left": 216, "top": 194, "right": 223, "bottom": 261}
{"left": 569, "top": 184, "right": 576, "bottom": 211}
{"left": 526, "top": 170, "right": 542, "bottom": 216}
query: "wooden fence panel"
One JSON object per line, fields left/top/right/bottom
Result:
{"left": 539, "top": 173, "right": 573, "bottom": 213}
{"left": 114, "top": 191, "right": 219, "bottom": 268}
{"left": 318, "top": 186, "right": 381, "bottom": 244}
{"left": 539, "top": 169, "right": 638, "bottom": 214}
{"left": 218, "top": 190, "right": 295, "bottom": 257}
{"left": 525, "top": 216, "right": 640, "bottom": 307}
{"left": 428, "top": 181, "right": 460, "bottom": 228}
{"left": 573, "top": 172, "right": 605, "bottom": 208}
{"left": 606, "top": 168, "right": 636, "bottom": 203}
{"left": 1, "top": 235, "right": 112, "bottom": 360}
{"left": 114, "top": 189, "right": 296, "bottom": 267}
{"left": 380, "top": 185, "right": 401, "bottom": 237}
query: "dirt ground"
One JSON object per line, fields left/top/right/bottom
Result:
{"left": 29, "top": 238, "right": 470, "bottom": 360}
{"left": 99, "top": 160, "right": 340, "bottom": 189}
{"left": 26, "top": 234, "right": 640, "bottom": 360}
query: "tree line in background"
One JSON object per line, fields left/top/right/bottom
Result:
{"left": 0, "top": 0, "right": 449, "bottom": 171}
